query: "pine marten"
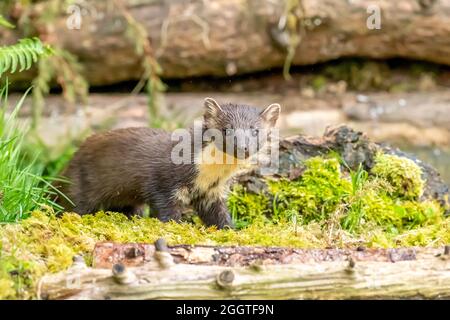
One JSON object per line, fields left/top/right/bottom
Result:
{"left": 56, "top": 98, "right": 281, "bottom": 229}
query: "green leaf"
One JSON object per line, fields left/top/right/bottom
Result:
{"left": 0, "top": 38, "right": 53, "bottom": 76}
{"left": 9, "top": 49, "right": 18, "bottom": 73}
{"left": 0, "top": 15, "right": 15, "bottom": 29}
{"left": 18, "top": 51, "right": 27, "bottom": 72}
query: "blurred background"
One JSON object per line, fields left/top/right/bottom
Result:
{"left": 1, "top": 0, "right": 449, "bottom": 183}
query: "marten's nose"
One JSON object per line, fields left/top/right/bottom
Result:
{"left": 233, "top": 145, "right": 249, "bottom": 158}
{"left": 232, "top": 133, "right": 251, "bottom": 158}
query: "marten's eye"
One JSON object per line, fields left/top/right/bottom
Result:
{"left": 251, "top": 129, "right": 259, "bottom": 137}
{"left": 224, "top": 128, "right": 234, "bottom": 136}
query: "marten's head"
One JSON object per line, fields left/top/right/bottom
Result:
{"left": 202, "top": 97, "right": 280, "bottom": 160}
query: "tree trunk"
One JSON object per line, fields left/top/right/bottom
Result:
{"left": 37, "top": 242, "right": 450, "bottom": 299}
{"left": 4, "top": 0, "right": 450, "bottom": 85}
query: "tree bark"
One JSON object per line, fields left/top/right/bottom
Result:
{"left": 37, "top": 242, "right": 450, "bottom": 299}
{"left": 3, "top": 0, "right": 450, "bottom": 85}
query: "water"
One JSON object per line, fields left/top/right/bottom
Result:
{"left": 396, "top": 145, "right": 450, "bottom": 186}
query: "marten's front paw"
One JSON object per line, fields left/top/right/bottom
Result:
{"left": 216, "top": 216, "right": 235, "bottom": 230}
{"left": 219, "top": 221, "right": 235, "bottom": 230}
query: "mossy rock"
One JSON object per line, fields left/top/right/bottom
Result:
{"left": 240, "top": 125, "right": 449, "bottom": 213}
{"left": 230, "top": 153, "right": 446, "bottom": 233}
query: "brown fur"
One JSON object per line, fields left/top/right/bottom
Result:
{"left": 55, "top": 98, "right": 280, "bottom": 229}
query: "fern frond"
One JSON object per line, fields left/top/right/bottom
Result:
{"left": 0, "top": 37, "right": 53, "bottom": 77}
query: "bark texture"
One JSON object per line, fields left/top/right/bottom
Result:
{"left": 3, "top": 0, "right": 450, "bottom": 85}
{"left": 38, "top": 242, "right": 450, "bottom": 299}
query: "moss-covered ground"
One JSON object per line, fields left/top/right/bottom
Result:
{"left": 0, "top": 153, "right": 449, "bottom": 299}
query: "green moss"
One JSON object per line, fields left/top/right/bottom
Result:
{"left": 323, "top": 60, "right": 388, "bottom": 91}
{"left": 0, "top": 258, "right": 19, "bottom": 299}
{"left": 227, "top": 185, "right": 271, "bottom": 228}
{"left": 268, "top": 157, "right": 352, "bottom": 223}
{"left": 364, "top": 217, "right": 450, "bottom": 248}
{"left": 346, "top": 188, "right": 443, "bottom": 233}
{"left": 310, "top": 75, "right": 328, "bottom": 91}
{"left": 228, "top": 154, "right": 447, "bottom": 242}
{"left": 371, "top": 153, "right": 424, "bottom": 200}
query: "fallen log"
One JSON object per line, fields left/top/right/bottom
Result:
{"left": 4, "top": 0, "right": 450, "bottom": 85}
{"left": 38, "top": 241, "right": 450, "bottom": 299}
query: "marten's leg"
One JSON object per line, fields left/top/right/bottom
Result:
{"left": 72, "top": 198, "right": 99, "bottom": 215}
{"left": 108, "top": 205, "right": 145, "bottom": 218}
{"left": 156, "top": 207, "right": 182, "bottom": 222}
{"left": 149, "top": 195, "right": 182, "bottom": 222}
{"left": 140, "top": 190, "right": 180, "bottom": 222}
{"left": 194, "top": 197, "right": 234, "bottom": 229}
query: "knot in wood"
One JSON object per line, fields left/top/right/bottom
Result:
{"left": 250, "top": 261, "right": 263, "bottom": 272}
{"left": 112, "top": 263, "right": 137, "bottom": 285}
{"left": 72, "top": 255, "right": 84, "bottom": 264}
{"left": 345, "top": 257, "right": 356, "bottom": 273}
{"left": 125, "top": 247, "right": 143, "bottom": 259}
{"left": 154, "top": 251, "right": 174, "bottom": 269}
{"left": 348, "top": 257, "right": 356, "bottom": 268}
{"left": 70, "top": 255, "right": 87, "bottom": 270}
{"left": 155, "top": 238, "right": 169, "bottom": 252}
{"left": 217, "top": 270, "right": 235, "bottom": 288}
{"left": 112, "top": 263, "right": 125, "bottom": 276}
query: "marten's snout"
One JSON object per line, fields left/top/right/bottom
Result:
{"left": 234, "top": 145, "right": 250, "bottom": 159}
{"left": 232, "top": 132, "right": 255, "bottom": 159}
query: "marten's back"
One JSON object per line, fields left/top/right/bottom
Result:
{"left": 56, "top": 127, "right": 173, "bottom": 213}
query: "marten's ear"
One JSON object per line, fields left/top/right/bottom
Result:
{"left": 204, "top": 97, "right": 223, "bottom": 118}
{"left": 260, "top": 103, "right": 281, "bottom": 126}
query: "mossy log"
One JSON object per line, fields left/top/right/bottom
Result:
{"left": 238, "top": 125, "right": 450, "bottom": 213}
{"left": 4, "top": 0, "right": 450, "bottom": 85}
{"left": 38, "top": 241, "right": 450, "bottom": 299}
